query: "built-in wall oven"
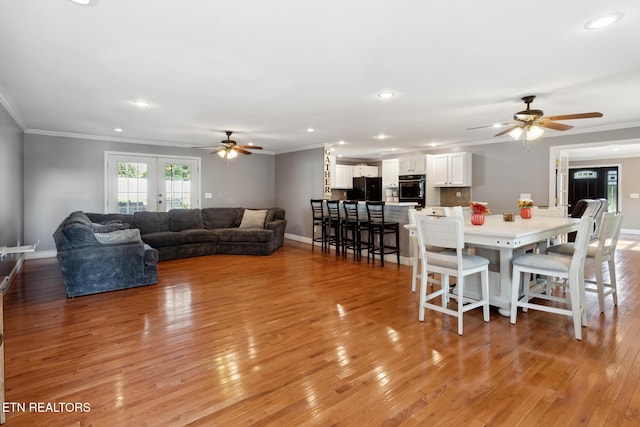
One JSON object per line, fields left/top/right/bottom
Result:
{"left": 398, "top": 174, "right": 426, "bottom": 207}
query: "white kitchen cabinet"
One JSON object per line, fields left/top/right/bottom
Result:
{"left": 398, "top": 155, "right": 426, "bottom": 174}
{"left": 332, "top": 164, "right": 353, "bottom": 189}
{"left": 433, "top": 152, "right": 472, "bottom": 187}
{"left": 382, "top": 159, "right": 399, "bottom": 187}
{"left": 352, "top": 165, "right": 378, "bottom": 177}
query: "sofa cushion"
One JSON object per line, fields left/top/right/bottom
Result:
{"left": 213, "top": 228, "right": 274, "bottom": 243}
{"left": 63, "top": 222, "right": 99, "bottom": 248}
{"left": 169, "top": 209, "right": 203, "bottom": 232}
{"left": 68, "top": 211, "right": 92, "bottom": 226}
{"left": 182, "top": 229, "right": 220, "bottom": 244}
{"left": 94, "top": 229, "right": 142, "bottom": 245}
{"left": 239, "top": 209, "right": 268, "bottom": 229}
{"left": 86, "top": 213, "right": 135, "bottom": 226}
{"left": 134, "top": 211, "right": 170, "bottom": 235}
{"left": 140, "top": 231, "right": 186, "bottom": 248}
{"left": 202, "top": 208, "right": 244, "bottom": 229}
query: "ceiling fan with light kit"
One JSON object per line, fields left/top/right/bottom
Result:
{"left": 469, "top": 95, "right": 603, "bottom": 148}
{"left": 210, "top": 131, "right": 263, "bottom": 159}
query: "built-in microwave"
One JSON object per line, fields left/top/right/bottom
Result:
{"left": 398, "top": 174, "right": 426, "bottom": 207}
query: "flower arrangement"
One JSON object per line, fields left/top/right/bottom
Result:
{"left": 469, "top": 201, "right": 490, "bottom": 215}
{"left": 517, "top": 198, "right": 534, "bottom": 209}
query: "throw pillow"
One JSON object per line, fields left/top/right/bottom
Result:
{"left": 239, "top": 209, "right": 267, "bottom": 229}
{"left": 94, "top": 229, "right": 142, "bottom": 245}
{"left": 264, "top": 209, "right": 275, "bottom": 226}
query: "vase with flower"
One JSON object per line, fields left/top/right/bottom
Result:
{"left": 469, "top": 201, "right": 490, "bottom": 225}
{"left": 518, "top": 198, "right": 534, "bottom": 219}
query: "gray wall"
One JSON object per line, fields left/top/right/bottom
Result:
{"left": 24, "top": 133, "right": 275, "bottom": 251}
{"left": 274, "top": 148, "right": 324, "bottom": 238}
{"left": 0, "top": 104, "right": 23, "bottom": 250}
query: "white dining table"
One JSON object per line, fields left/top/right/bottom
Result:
{"left": 408, "top": 214, "right": 580, "bottom": 316}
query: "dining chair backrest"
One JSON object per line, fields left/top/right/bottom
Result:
{"left": 310, "top": 199, "right": 324, "bottom": 218}
{"left": 532, "top": 206, "right": 566, "bottom": 217}
{"left": 416, "top": 215, "right": 465, "bottom": 259}
{"left": 592, "top": 198, "right": 609, "bottom": 237}
{"left": 595, "top": 212, "right": 623, "bottom": 256}
{"left": 343, "top": 200, "right": 360, "bottom": 222}
{"left": 326, "top": 200, "right": 341, "bottom": 221}
{"left": 408, "top": 208, "right": 417, "bottom": 226}
{"left": 443, "top": 206, "right": 464, "bottom": 218}
{"left": 366, "top": 201, "right": 386, "bottom": 224}
{"left": 569, "top": 215, "right": 596, "bottom": 277}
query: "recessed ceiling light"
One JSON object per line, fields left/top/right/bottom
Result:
{"left": 339, "top": 140, "right": 345, "bottom": 145}
{"left": 306, "top": 128, "right": 315, "bottom": 133}
{"left": 132, "top": 100, "right": 150, "bottom": 108}
{"left": 584, "top": 12, "right": 624, "bottom": 30}
{"left": 375, "top": 134, "right": 388, "bottom": 140}
{"left": 68, "top": 0, "right": 96, "bottom": 6}
{"left": 376, "top": 91, "right": 396, "bottom": 99}
{"left": 113, "top": 127, "right": 123, "bottom": 132}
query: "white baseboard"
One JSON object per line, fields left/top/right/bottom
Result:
{"left": 25, "top": 250, "right": 57, "bottom": 259}
{"left": 621, "top": 228, "right": 640, "bottom": 235}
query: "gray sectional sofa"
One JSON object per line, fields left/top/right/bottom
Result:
{"left": 53, "top": 207, "right": 287, "bottom": 297}
{"left": 132, "top": 207, "right": 286, "bottom": 260}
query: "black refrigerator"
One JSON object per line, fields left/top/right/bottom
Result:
{"left": 348, "top": 177, "right": 382, "bottom": 201}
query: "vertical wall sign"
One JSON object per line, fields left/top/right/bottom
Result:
{"left": 323, "top": 145, "right": 334, "bottom": 199}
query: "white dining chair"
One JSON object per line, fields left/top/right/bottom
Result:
{"left": 509, "top": 215, "right": 594, "bottom": 340}
{"left": 415, "top": 215, "right": 490, "bottom": 335}
{"left": 546, "top": 212, "right": 623, "bottom": 313}
{"left": 407, "top": 207, "right": 463, "bottom": 292}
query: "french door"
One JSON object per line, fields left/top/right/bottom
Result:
{"left": 106, "top": 153, "right": 200, "bottom": 213}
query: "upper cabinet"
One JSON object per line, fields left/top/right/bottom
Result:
{"left": 398, "top": 155, "right": 426, "bottom": 175}
{"left": 433, "top": 152, "right": 472, "bottom": 187}
{"left": 333, "top": 164, "right": 354, "bottom": 189}
{"left": 382, "top": 159, "right": 399, "bottom": 187}
{"left": 352, "top": 165, "right": 379, "bottom": 177}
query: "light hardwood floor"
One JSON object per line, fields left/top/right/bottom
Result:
{"left": 3, "top": 236, "right": 640, "bottom": 426}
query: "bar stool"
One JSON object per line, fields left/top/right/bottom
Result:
{"left": 342, "top": 200, "right": 369, "bottom": 261}
{"left": 366, "top": 201, "right": 400, "bottom": 266}
{"left": 325, "top": 200, "right": 343, "bottom": 255}
{"left": 310, "top": 199, "right": 327, "bottom": 252}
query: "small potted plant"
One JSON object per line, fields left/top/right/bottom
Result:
{"left": 469, "top": 201, "right": 490, "bottom": 225}
{"left": 517, "top": 198, "right": 534, "bottom": 219}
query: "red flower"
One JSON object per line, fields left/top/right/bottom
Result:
{"left": 469, "top": 201, "right": 490, "bottom": 214}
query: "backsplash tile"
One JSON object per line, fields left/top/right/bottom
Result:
{"left": 439, "top": 187, "right": 471, "bottom": 207}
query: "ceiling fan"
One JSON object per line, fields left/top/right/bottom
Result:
{"left": 212, "top": 131, "right": 263, "bottom": 159}
{"left": 469, "top": 95, "right": 603, "bottom": 146}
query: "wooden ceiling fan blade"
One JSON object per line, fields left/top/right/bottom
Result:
{"left": 235, "top": 147, "right": 253, "bottom": 155}
{"left": 543, "top": 112, "right": 603, "bottom": 121}
{"left": 237, "top": 145, "right": 263, "bottom": 150}
{"left": 537, "top": 121, "right": 573, "bottom": 131}
{"left": 494, "top": 124, "right": 521, "bottom": 137}
{"left": 210, "top": 147, "right": 225, "bottom": 154}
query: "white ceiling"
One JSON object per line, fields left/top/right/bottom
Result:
{"left": 1, "top": 0, "right": 640, "bottom": 160}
